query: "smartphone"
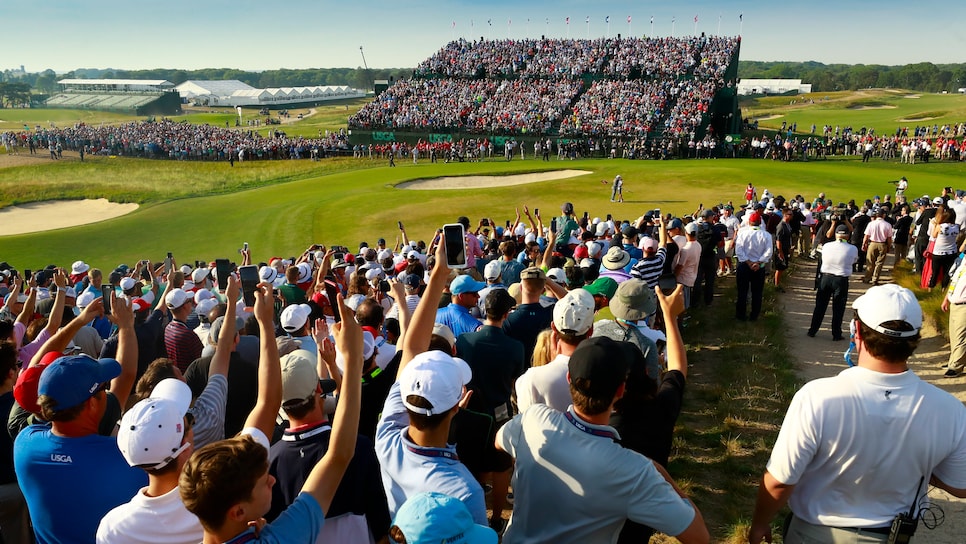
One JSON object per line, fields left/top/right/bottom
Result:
{"left": 443, "top": 223, "right": 468, "bottom": 269}
{"left": 534, "top": 208, "right": 539, "bottom": 216}
{"left": 583, "top": 211, "right": 589, "bottom": 220}
{"left": 24, "top": 269, "right": 32, "bottom": 281}
{"left": 140, "top": 266, "right": 151, "bottom": 282}
{"left": 323, "top": 277, "right": 341, "bottom": 323}
{"left": 238, "top": 265, "right": 259, "bottom": 308}
{"left": 243, "top": 242, "right": 249, "bottom": 252}
{"left": 164, "top": 253, "right": 173, "bottom": 275}
{"left": 101, "top": 285, "right": 113, "bottom": 315}
{"left": 398, "top": 221, "right": 404, "bottom": 230}
{"left": 215, "top": 259, "right": 232, "bottom": 292}
{"left": 606, "top": 213, "right": 612, "bottom": 221}
{"left": 482, "top": 218, "right": 489, "bottom": 227}
{"left": 551, "top": 218, "right": 558, "bottom": 233}
{"left": 379, "top": 279, "right": 391, "bottom": 293}
{"left": 505, "top": 220, "right": 511, "bottom": 229}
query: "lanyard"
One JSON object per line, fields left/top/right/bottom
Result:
{"left": 565, "top": 411, "right": 619, "bottom": 442}
{"left": 405, "top": 444, "right": 459, "bottom": 461}
{"left": 362, "top": 366, "right": 383, "bottom": 384}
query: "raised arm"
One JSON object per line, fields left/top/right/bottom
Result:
{"left": 29, "top": 297, "right": 104, "bottom": 368}
{"left": 656, "top": 285, "right": 688, "bottom": 379}
{"left": 400, "top": 239, "right": 449, "bottom": 375}
{"left": 15, "top": 277, "right": 37, "bottom": 327}
{"left": 110, "top": 294, "right": 138, "bottom": 410}
{"left": 243, "top": 282, "right": 283, "bottom": 439}
{"left": 43, "top": 270, "right": 68, "bottom": 337}
{"left": 209, "top": 275, "right": 239, "bottom": 380}
{"left": 1, "top": 278, "right": 21, "bottom": 316}
{"left": 302, "top": 294, "right": 362, "bottom": 512}
{"left": 388, "top": 278, "right": 410, "bottom": 343}
{"left": 540, "top": 230, "right": 557, "bottom": 270}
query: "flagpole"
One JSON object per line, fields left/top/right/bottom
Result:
{"left": 671, "top": 17, "right": 675, "bottom": 37}
{"left": 586, "top": 16, "right": 590, "bottom": 39}
{"left": 650, "top": 16, "right": 654, "bottom": 37}
{"left": 566, "top": 17, "right": 570, "bottom": 38}
{"left": 693, "top": 15, "right": 697, "bottom": 35}
{"left": 451, "top": 21, "right": 455, "bottom": 41}
{"left": 507, "top": 19, "right": 511, "bottom": 40}
{"left": 627, "top": 16, "right": 631, "bottom": 36}
{"left": 717, "top": 15, "right": 721, "bottom": 35}
{"left": 526, "top": 18, "right": 530, "bottom": 38}
{"left": 606, "top": 17, "right": 610, "bottom": 38}
{"left": 739, "top": 14, "right": 744, "bottom": 35}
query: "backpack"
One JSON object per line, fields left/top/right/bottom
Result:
{"left": 696, "top": 222, "right": 716, "bottom": 257}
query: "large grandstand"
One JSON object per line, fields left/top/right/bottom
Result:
{"left": 46, "top": 79, "right": 182, "bottom": 116}
{"left": 348, "top": 35, "right": 741, "bottom": 154}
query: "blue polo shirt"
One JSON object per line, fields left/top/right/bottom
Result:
{"left": 375, "top": 383, "right": 487, "bottom": 525}
{"left": 435, "top": 303, "right": 481, "bottom": 338}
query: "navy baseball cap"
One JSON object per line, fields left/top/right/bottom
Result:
{"left": 38, "top": 355, "right": 121, "bottom": 411}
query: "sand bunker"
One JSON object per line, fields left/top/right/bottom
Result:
{"left": 755, "top": 114, "right": 784, "bottom": 121}
{"left": 397, "top": 169, "right": 592, "bottom": 190}
{"left": 849, "top": 105, "right": 896, "bottom": 110}
{"left": 904, "top": 95, "right": 921, "bottom": 99}
{"left": 0, "top": 198, "right": 139, "bottom": 236}
{"left": 900, "top": 117, "right": 938, "bottom": 122}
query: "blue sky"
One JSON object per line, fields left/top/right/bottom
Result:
{"left": 5, "top": 0, "right": 965, "bottom": 73}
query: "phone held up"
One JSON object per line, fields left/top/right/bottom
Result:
{"left": 442, "top": 223, "right": 467, "bottom": 269}
{"left": 237, "top": 265, "right": 259, "bottom": 308}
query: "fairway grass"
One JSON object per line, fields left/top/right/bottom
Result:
{"left": 4, "top": 154, "right": 966, "bottom": 272}
{"left": 741, "top": 89, "right": 966, "bottom": 135}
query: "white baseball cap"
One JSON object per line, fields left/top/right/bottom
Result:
{"left": 552, "top": 288, "right": 595, "bottom": 336}
{"left": 853, "top": 284, "right": 922, "bottom": 338}
{"left": 117, "top": 379, "right": 193, "bottom": 470}
{"left": 165, "top": 288, "right": 193, "bottom": 310}
{"left": 280, "top": 304, "right": 312, "bottom": 332}
{"left": 399, "top": 351, "right": 472, "bottom": 416}
{"left": 484, "top": 260, "right": 503, "bottom": 281}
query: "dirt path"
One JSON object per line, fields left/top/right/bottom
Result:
{"left": 780, "top": 253, "right": 966, "bottom": 542}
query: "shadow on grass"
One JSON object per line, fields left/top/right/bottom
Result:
{"left": 651, "top": 281, "right": 801, "bottom": 544}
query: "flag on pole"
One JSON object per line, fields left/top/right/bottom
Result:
{"left": 585, "top": 16, "right": 589, "bottom": 23}
{"left": 739, "top": 13, "right": 743, "bottom": 21}
{"left": 452, "top": 21, "right": 456, "bottom": 28}
{"left": 605, "top": 15, "right": 610, "bottom": 23}
{"left": 487, "top": 19, "right": 492, "bottom": 26}
{"left": 694, "top": 15, "right": 698, "bottom": 23}
{"left": 650, "top": 16, "right": 654, "bottom": 24}
{"left": 566, "top": 16, "right": 570, "bottom": 24}
{"left": 627, "top": 15, "right": 631, "bottom": 23}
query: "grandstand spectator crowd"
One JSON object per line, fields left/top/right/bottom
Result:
{"left": 0, "top": 120, "right": 352, "bottom": 162}
{"left": 351, "top": 35, "right": 740, "bottom": 141}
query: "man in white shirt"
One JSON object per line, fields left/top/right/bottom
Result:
{"left": 514, "top": 288, "right": 595, "bottom": 413}
{"left": 734, "top": 213, "right": 773, "bottom": 321}
{"left": 751, "top": 285, "right": 966, "bottom": 543}
{"left": 807, "top": 225, "right": 858, "bottom": 341}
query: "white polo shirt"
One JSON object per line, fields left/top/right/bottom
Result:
{"left": 514, "top": 354, "right": 571, "bottom": 413}
{"left": 767, "top": 366, "right": 966, "bottom": 528}
{"left": 819, "top": 239, "right": 858, "bottom": 277}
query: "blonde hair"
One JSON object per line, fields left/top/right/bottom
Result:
{"left": 531, "top": 329, "right": 554, "bottom": 367}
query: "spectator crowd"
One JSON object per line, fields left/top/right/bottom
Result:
{"left": 3, "top": 175, "right": 966, "bottom": 543}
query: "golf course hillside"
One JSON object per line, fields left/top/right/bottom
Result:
{"left": 2, "top": 89, "right": 966, "bottom": 273}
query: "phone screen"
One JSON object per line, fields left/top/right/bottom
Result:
{"left": 24, "top": 269, "right": 32, "bottom": 281}
{"left": 141, "top": 266, "right": 151, "bottom": 282}
{"left": 215, "top": 259, "right": 232, "bottom": 292}
{"left": 442, "top": 224, "right": 467, "bottom": 269}
{"left": 101, "top": 285, "right": 113, "bottom": 315}
{"left": 324, "top": 278, "right": 341, "bottom": 323}
{"left": 551, "top": 218, "right": 558, "bottom": 233}
{"left": 534, "top": 208, "right": 539, "bottom": 216}
{"left": 238, "top": 265, "right": 259, "bottom": 308}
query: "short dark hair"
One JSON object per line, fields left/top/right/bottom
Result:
{"left": 569, "top": 380, "right": 613, "bottom": 415}
{"left": 856, "top": 315, "right": 919, "bottom": 363}
{"left": 134, "top": 358, "right": 179, "bottom": 404}
{"left": 282, "top": 393, "right": 317, "bottom": 421}
{"left": 356, "top": 298, "right": 384, "bottom": 328}
{"left": 405, "top": 395, "right": 450, "bottom": 431}
{"left": 180, "top": 435, "right": 267, "bottom": 532}
{"left": 39, "top": 393, "right": 90, "bottom": 422}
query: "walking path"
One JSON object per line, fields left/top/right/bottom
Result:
{"left": 780, "top": 253, "right": 966, "bottom": 542}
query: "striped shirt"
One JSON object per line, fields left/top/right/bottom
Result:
{"left": 164, "top": 319, "right": 204, "bottom": 372}
{"left": 631, "top": 247, "right": 667, "bottom": 287}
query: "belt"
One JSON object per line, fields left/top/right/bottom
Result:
{"left": 832, "top": 525, "right": 891, "bottom": 535}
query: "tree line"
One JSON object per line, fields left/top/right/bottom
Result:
{"left": 738, "top": 61, "right": 966, "bottom": 93}
{"left": 4, "top": 62, "right": 965, "bottom": 96}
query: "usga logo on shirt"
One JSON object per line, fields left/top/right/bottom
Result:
{"left": 50, "top": 454, "right": 73, "bottom": 463}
